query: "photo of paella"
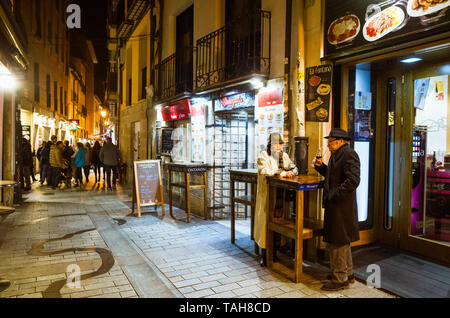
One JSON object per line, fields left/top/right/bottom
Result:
{"left": 407, "top": 0, "right": 449, "bottom": 16}
{"left": 327, "top": 14, "right": 360, "bottom": 45}
{"left": 308, "top": 75, "right": 322, "bottom": 87}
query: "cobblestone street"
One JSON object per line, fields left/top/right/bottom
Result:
{"left": 0, "top": 181, "right": 396, "bottom": 299}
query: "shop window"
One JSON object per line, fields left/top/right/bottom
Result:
{"left": 54, "top": 81, "right": 58, "bottom": 112}
{"left": 141, "top": 67, "right": 147, "bottom": 100}
{"left": 46, "top": 75, "right": 51, "bottom": 108}
{"left": 411, "top": 74, "right": 449, "bottom": 243}
{"left": 347, "top": 63, "right": 376, "bottom": 230}
{"left": 128, "top": 78, "right": 132, "bottom": 106}
{"left": 34, "top": 63, "right": 40, "bottom": 102}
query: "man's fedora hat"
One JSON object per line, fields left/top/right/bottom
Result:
{"left": 324, "top": 128, "right": 351, "bottom": 141}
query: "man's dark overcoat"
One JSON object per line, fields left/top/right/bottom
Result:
{"left": 315, "top": 143, "right": 360, "bottom": 244}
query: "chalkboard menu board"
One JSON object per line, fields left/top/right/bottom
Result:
{"left": 161, "top": 128, "right": 174, "bottom": 155}
{"left": 132, "top": 160, "right": 165, "bottom": 217}
{"left": 305, "top": 65, "right": 333, "bottom": 122}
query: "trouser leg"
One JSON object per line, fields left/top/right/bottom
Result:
{"left": 112, "top": 166, "right": 118, "bottom": 186}
{"left": 328, "top": 243, "right": 350, "bottom": 284}
{"left": 105, "top": 166, "right": 112, "bottom": 188}
{"left": 346, "top": 245, "right": 354, "bottom": 277}
{"left": 23, "top": 166, "right": 31, "bottom": 189}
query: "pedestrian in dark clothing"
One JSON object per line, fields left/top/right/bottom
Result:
{"left": 314, "top": 128, "right": 360, "bottom": 291}
{"left": 99, "top": 137, "right": 121, "bottom": 190}
{"left": 21, "top": 138, "right": 34, "bottom": 191}
{"left": 91, "top": 141, "right": 102, "bottom": 183}
{"left": 62, "top": 141, "right": 74, "bottom": 188}
{"left": 47, "top": 135, "right": 58, "bottom": 187}
{"left": 39, "top": 141, "right": 52, "bottom": 185}
{"left": 31, "top": 148, "right": 38, "bottom": 182}
{"left": 83, "top": 143, "right": 92, "bottom": 184}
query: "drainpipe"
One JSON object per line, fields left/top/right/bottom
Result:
{"left": 284, "top": 0, "right": 293, "bottom": 147}
{"left": 297, "top": 0, "right": 306, "bottom": 137}
{"left": 147, "top": 0, "right": 155, "bottom": 160}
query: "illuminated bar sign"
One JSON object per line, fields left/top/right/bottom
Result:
{"left": 214, "top": 92, "right": 255, "bottom": 112}
{"left": 324, "top": 0, "right": 450, "bottom": 59}
{"left": 161, "top": 99, "right": 191, "bottom": 121}
{"left": 69, "top": 119, "right": 80, "bottom": 131}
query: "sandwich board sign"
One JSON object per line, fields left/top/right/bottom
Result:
{"left": 132, "top": 160, "right": 165, "bottom": 217}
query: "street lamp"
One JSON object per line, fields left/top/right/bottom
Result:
{"left": 0, "top": 63, "right": 18, "bottom": 91}
{"left": 100, "top": 109, "right": 108, "bottom": 118}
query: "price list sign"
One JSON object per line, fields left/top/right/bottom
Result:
{"left": 133, "top": 160, "right": 165, "bottom": 217}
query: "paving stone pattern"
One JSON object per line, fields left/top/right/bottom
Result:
{"left": 0, "top": 181, "right": 397, "bottom": 298}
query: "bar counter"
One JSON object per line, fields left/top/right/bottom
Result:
{"left": 266, "top": 174, "right": 324, "bottom": 283}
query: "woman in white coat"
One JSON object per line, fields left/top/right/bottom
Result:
{"left": 254, "top": 132, "right": 298, "bottom": 266}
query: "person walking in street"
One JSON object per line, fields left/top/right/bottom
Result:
{"left": 37, "top": 141, "right": 51, "bottom": 185}
{"left": 313, "top": 128, "right": 361, "bottom": 291}
{"left": 47, "top": 135, "right": 58, "bottom": 187}
{"left": 31, "top": 147, "right": 38, "bottom": 183}
{"left": 254, "top": 132, "right": 298, "bottom": 267}
{"left": 100, "top": 137, "right": 122, "bottom": 191}
{"left": 91, "top": 141, "right": 102, "bottom": 183}
{"left": 49, "top": 141, "right": 65, "bottom": 190}
{"left": 83, "top": 142, "right": 92, "bottom": 184}
{"left": 20, "top": 138, "right": 34, "bottom": 191}
{"left": 73, "top": 142, "right": 86, "bottom": 188}
{"left": 62, "top": 141, "right": 74, "bottom": 188}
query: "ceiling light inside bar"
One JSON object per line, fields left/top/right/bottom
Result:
{"left": 400, "top": 57, "right": 422, "bottom": 64}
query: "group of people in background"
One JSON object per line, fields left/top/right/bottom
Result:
{"left": 21, "top": 136, "right": 122, "bottom": 192}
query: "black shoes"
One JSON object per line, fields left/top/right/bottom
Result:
{"left": 326, "top": 274, "right": 355, "bottom": 284}
{"left": 321, "top": 281, "right": 350, "bottom": 291}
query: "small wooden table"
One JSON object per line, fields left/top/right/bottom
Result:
{"left": 266, "top": 175, "right": 323, "bottom": 283}
{"left": 229, "top": 169, "right": 258, "bottom": 253}
{"left": 0, "top": 180, "right": 18, "bottom": 217}
{"left": 167, "top": 163, "right": 208, "bottom": 223}
{"left": 0, "top": 180, "right": 18, "bottom": 292}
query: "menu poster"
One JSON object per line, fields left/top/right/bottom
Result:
{"left": 133, "top": 160, "right": 165, "bottom": 218}
{"left": 305, "top": 65, "right": 332, "bottom": 122}
{"left": 22, "top": 125, "right": 31, "bottom": 141}
{"left": 190, "top": 100, "right": 207, "bottom": 163}
{"left": 324, "top": 0, "right": 450, "bottom": 59}
{"left": 355, "top": 110, "right": 372, "bottom": 142}
{"left": 414, "top": 78, "right": 430, "bottom": 109}
{"left": 355, "top": 91, "right": 372, "bottom": 110}
{"left": 161, "top": 128, "right": 174, "bottom": 155}
{"left": 255, "top": 88, "right": 284, "bottom": 154}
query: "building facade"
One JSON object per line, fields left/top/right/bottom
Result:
{"left": 114, "top": 0, "right": 450, "bottom": 265}
{"left": 17, "top": 0, "right": 71, "bottom": 155}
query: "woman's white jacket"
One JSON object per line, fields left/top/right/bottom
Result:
{"left": 254, "top": 151, "right": 298, "bottom": 249}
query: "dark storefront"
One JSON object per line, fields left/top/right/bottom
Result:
{"left": 323, "top": 0, "right": 450, "bottom": 264}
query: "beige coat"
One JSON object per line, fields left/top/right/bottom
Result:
{"left": 254, "top": 151, "right": 298, "bottom": 249}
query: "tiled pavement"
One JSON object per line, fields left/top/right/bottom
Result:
{"left": 0, "top": 180, "right": 397, "bottom": 299}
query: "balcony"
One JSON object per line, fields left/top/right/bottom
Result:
{"left": 126, "top": 0, "right": 149, "bottom": 21}
{"left": 195, "top": 10, "right": 271, "bottom": 93}
{"left": 117, "top": 0, "right": 149, "bottom": 40}
{"left": 155, "top": 52, "right": 194, "bottom": 102}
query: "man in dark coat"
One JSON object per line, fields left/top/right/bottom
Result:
{"left": 314, "top": 128, "right": 360, "bottom": 291}
{"left": 21, "top": 138, "right": 34, "bottom": 191}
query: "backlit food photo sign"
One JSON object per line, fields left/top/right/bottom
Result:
{"left": 324, "top": 0, "right": 450, "bottom": 59}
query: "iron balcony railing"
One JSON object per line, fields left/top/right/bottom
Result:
{"left": 155, "top": 51, "right": 194, "bottom": 101}
{"left": 195, "top": 10, "right": 271, "bottom": 91}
